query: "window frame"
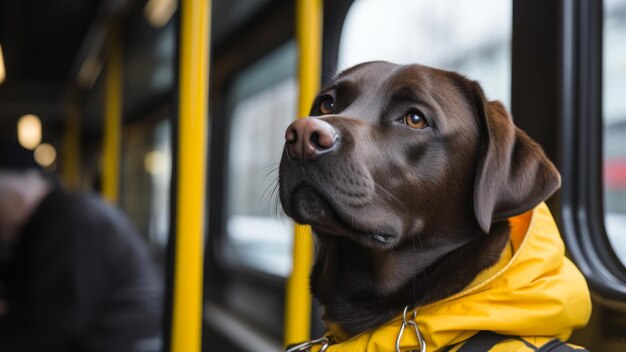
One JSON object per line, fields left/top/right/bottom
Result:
{"left": 321, "top": 0, "right": 354, "bottom": 85}
{"left": 560, "top": 0, "right": 626, "bottom": 299}
{"left": 215, "top": 40, "right": 298, "bottom": 281}
{"left": 203, "top": 40, "right": 294, "bottom": 345}
{"left": 206, "top": 2, "right": 296, "bottom": 284}
{"left": 203, "top": 1, "right": 298, "bottom": 345}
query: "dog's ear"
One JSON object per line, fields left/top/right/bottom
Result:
{"left": 469, "top": 82, "right": 561, "bottom": 234}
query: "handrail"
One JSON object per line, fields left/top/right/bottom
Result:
{"left": 284, "top": 0, "right": 323, "bottom": 346}
{"left": 170, "top": 0, "right": 210, "bottom": 351}
{"left": 102, "top": 24, "right": 122, "bottom": 203}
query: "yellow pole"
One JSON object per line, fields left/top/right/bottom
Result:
{"left": 284, "top": 0, "right": 322, "bottom": 346}
{"left": 102, "top": 25, "right": 122, "bottom": 203}
{"left": 61, "top": 103, "right": 81, "bottom": 190}
{"left": 171, "top": 0, "right": 209, "bottom": 350}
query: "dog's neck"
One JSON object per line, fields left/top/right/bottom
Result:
{"left": 310, "top": 220, "right": 511, "bottom": 338}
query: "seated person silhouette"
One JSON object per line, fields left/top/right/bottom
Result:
{"left": 0, "top": 140, "right": 163, "bottom": 352}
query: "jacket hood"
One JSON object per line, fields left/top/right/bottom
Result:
{"left": 319, "top": 203, "right": 592, "bottom": 351}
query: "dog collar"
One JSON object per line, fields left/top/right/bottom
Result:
{"left": 286, "top": 307, "right": 428, "bottom": 352}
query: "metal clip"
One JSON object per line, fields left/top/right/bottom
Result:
{"left": 286, "top": 336, "right": 330, "bottom": 352}
{"left": 395, "top": 306, "right": 427, "bottom": 352}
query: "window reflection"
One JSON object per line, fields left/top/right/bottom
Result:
{"left": 339, "top": 0, "right": 511, "bottom": 107}
{"left": 603, "top": 0, "right": 626, "bottom": 266}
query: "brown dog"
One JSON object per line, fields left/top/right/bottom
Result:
{"left": 278, "top": 61, "right": 560, "bottom": 337}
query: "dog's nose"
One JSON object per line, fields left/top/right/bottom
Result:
{"left": 285, "top": 118, "right": 338, "bottom": 160}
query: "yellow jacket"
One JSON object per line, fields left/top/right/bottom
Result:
{"left": 309, "top": 203, "right": 591, "bottom": 351}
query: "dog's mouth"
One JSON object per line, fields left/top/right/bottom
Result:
{"left": 289, "top": 184, "right": 397, "bottom": 248}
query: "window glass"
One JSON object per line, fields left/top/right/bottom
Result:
{"left": 338, "top": 0, "right": 512, "bottom": 107}
{"left": 603, "top": 0, "right": 626, "bottom": 266}
{"left": 120, "top": 112, "right": 172, "bottom": 253}
{"left": 146, "top": 119, "right": 172, "bottom": 249}
{"left": 226, "top": 42, "right": 297, "bottom": 277}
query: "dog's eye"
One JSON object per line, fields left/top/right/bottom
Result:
{"left": 319, "top": 98, "right": 335, "bottom": 115}
{"left": 403, "top": 112, "right": 428, "bottom": 129}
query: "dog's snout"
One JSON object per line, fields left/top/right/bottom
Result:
{"left": 285, "top": 118, "right": 338, "bottom": 160}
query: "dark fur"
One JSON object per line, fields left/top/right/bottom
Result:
{"left": 278, "top": 61, "right": 560, "bottom": 337}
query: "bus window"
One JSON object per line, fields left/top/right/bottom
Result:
{"left": 121, "top": 114, "right": 172, "bottom": 251}
{"left": 338, "top": 0, "right": 512, "bottom": 107}
{"left": 603, "top": 0, "right": 626, "bottom": 266}
{"left": 225, "top": 41, "right": 297, "bottom": 277}
{"left": 146, "top": 118, "right": 172, "bottom": 249}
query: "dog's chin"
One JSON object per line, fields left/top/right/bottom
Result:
{"left": 288, "top": 185, "right": 399, "bottom": 249}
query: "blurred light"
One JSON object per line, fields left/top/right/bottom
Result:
{"left": 0, "top": 43, "right": 5, "bottom": 85}
{"left": 34, "top": 143, "right": 57, "bottom": 168}
{"left": 17, "top": 114, "right": 42, "bottom": 150}
{"left": 144, "top": 0, "right": 178, "bottom": 28}
{"left": 76, "top": 56, "right": 102, "bottom": 89}
{"left": 144, "top": 150, "right": 167, "bottom": 175}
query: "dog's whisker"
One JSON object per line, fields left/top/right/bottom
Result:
{"left": 374, "top": 182, "right": 409, "bottom": 211}
{"left": 259, "top": 163, "right": 280, "bottom": 193}
{"left": 259, "top": 175, "right": 279, "bottom": 207}
{"left": 270, "top": 182, "right": 280, "bottom": 213}
{"left": 259, "top": 179, "right": 275, "bottom": 204}
{"left": 270, "top": 180, "right": 282, "bottom": 218}
{"left": 260, "top": 166, "right": 280, "bottom": 184}
{"left": 365, "top": 191, "right": 386, "bottom": 215}
{"left": 260, "top": 162, "right": 280, "bottom": 170}
{"left": 322, "top": 70, "right": 338, "bottom": 81}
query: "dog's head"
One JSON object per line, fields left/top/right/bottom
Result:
{"left": 279, "top": 61, "right": 559, "bottom": 250}
{"left": 278, "top": 61, "right": 561, "bottom": 334}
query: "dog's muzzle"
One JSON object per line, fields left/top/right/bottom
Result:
{"left": 285, "top": 117, "right": 339, "bottom": 161}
